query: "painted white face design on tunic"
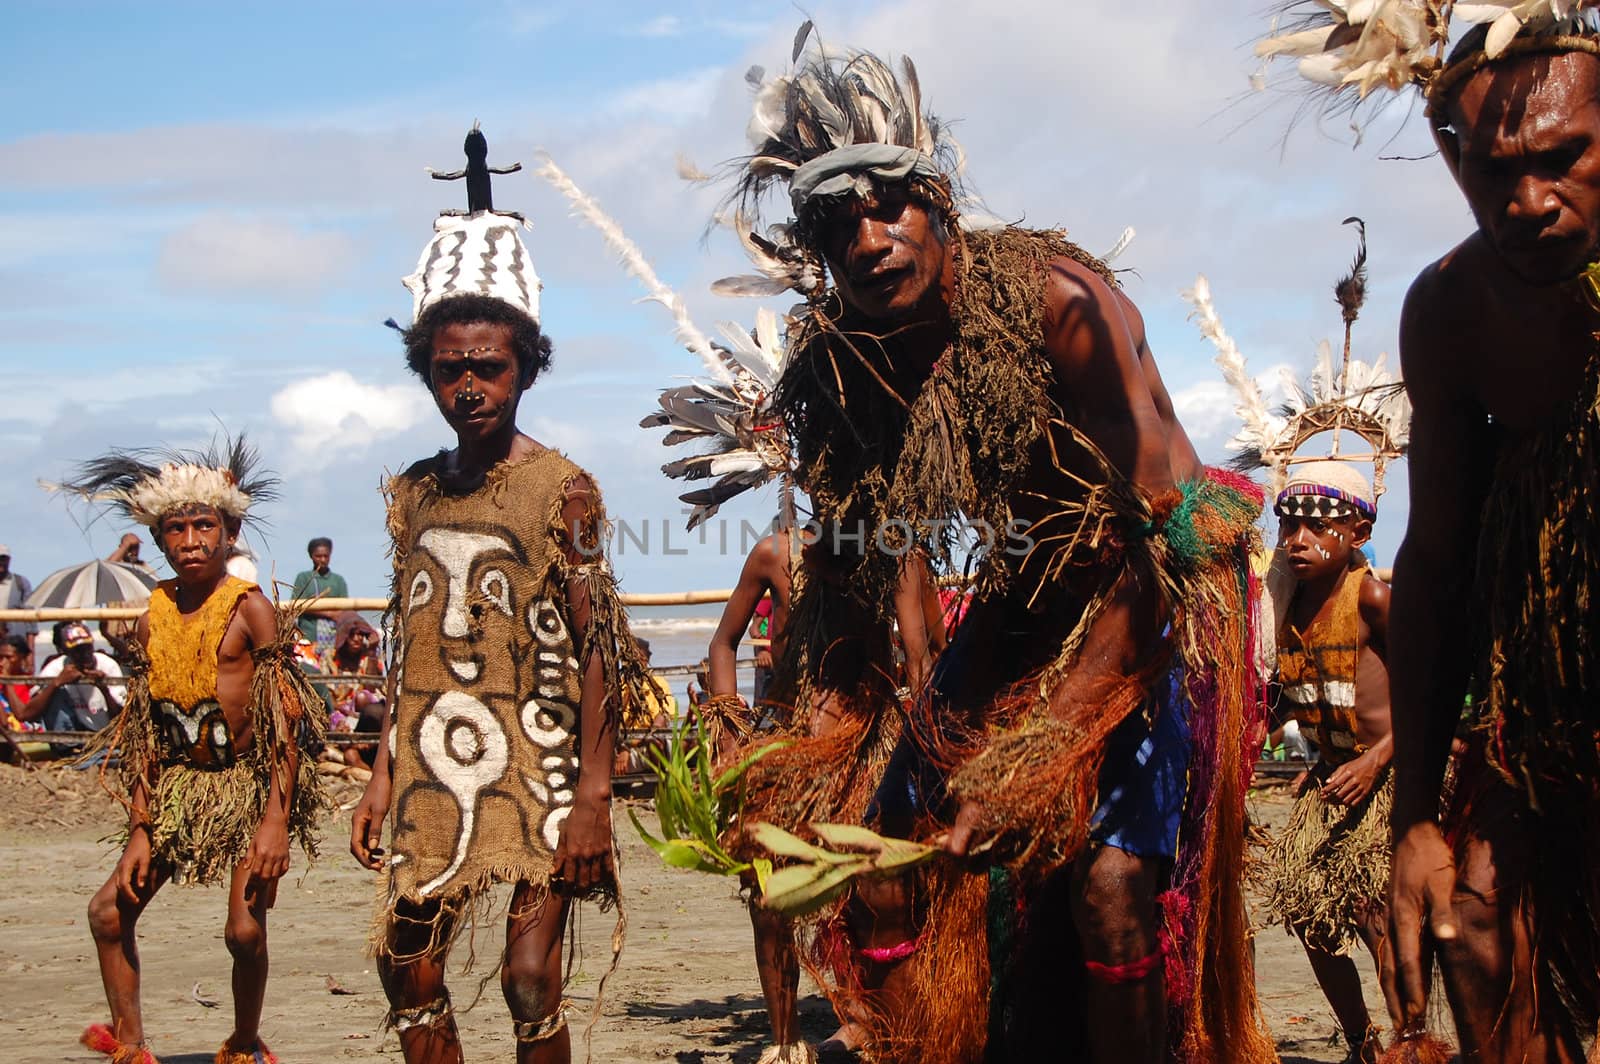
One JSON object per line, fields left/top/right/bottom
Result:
{"left": 413, "top": 528, "right": 516, "bottom": 683}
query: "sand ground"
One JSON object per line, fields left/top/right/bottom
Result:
{"left": 0, "top": 764, "right": 1401, "bottom": 1063}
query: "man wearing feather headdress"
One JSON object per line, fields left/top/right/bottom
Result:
{"left": 715, "top": 25, "right": 1275, "bottom": 1064}
{"left": 347, "top": 130, "right": 651, "bottom": 1064}
{"left": 1259, "top": 4, "right": 1600, "bottom": 1060}
{"left": 58, "top": 437, "right": 326, "bottom": 1064}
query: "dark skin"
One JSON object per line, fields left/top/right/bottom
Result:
{"left": 348, "top": 320, "right": 616, "bottom": 1064}
{"left": 713, "top": 532, "right": 943, "bottom": 1051}
{"left": 1387, "top": 49, "right": 1600, "bottom": 1063}
{"left": 1275, "top": 511, "right": 1398, "bottom": 1063}
{"left": 812, "top": 187, "right": 1201, "bottom": 1063}
{"left": 84, "top": 505, "right": 291, "bottom": 1056}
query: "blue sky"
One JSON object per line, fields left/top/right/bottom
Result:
{"left": 0, "top": 2, "right": 1459, "bottom": 600}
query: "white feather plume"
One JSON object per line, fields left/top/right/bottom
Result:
{"left": 1181, "top": 274, "right": 1285, "bottom": 456}
{"left": 1101, "top": 227, "right": 1136, "bottom": 266}
{"left": 534, "top": 153, "right": 732, "bottom": 386}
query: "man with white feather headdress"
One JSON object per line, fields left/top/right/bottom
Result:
{"left": 1258, "top": 3, "right": 1600, "bottom": 1060}
{"left": 533, "top": 147, "right": 950, "bottom": 1064}
{"left": 713, "top": 24, "right": 1277, "bottom": 1064}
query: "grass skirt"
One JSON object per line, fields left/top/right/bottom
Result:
{"left": 1261, "top": 761, "right": 1392, "bottom": 955}
{"left": 145, "top": 752, "right": 323, "bottom": 885}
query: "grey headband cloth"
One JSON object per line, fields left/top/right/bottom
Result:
{"left": 788, "top": 144, "right": 945, "bottom": 214}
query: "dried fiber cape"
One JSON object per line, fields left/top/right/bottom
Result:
{"left": 89, "top": 576, "right": 327, "bottom": 886}
{"left": 1262, "top": 563, "right": 1392, "bottom": 955}
{"left": 778, "top": 225, "right": 1274, "bottom": 1064}
{"left": 376, "top": 448, "right": 651, "bottom": 956}
{"left": 1465, "top": 300, "right": 1600, "bottom": 1030}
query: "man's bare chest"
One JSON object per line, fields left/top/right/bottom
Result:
{"left": 1467, "top": 310, "right": 1594, "bottom": 430}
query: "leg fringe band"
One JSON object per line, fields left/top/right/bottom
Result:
{"left": 858, "top": 933, "right": 922, "bottom": 964}
{"left": 1085, "top": 949, "right": 1162, "bottom": 985}
{"left": 80, "top": 1025, "right": 161, "bottom": 1064}
{"left": 757, "top": 1043, "right": 820, "bottom": 1064}
{"left": 1376, "top": 1030, "right": 1454, "bottom": 1064}
{"left": 386, "top": 994, "right": 453, "bottom": 1034}
{"left": 512, "top": 1001, "right": 570, "bottom": 1044}
{"left": 214, "top": 1038, "right": 278, "bottom": 1064}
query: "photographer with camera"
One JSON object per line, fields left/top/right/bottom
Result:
{"left": 24, "top": 620, "right": 123, "bottom": 734}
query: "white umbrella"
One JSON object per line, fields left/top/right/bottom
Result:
{"left": 24, "top": 560, "right": 159, "bottom": 609}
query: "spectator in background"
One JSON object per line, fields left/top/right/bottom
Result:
{"left": 106, "top": 532, "right": 158, "bottom": 577}
{"left": 24, "top": 621, "right": 123, "bottom": 734}
{"left": 290, "top": 536, "right": 348, "bottom": 652}
{"left": 0, "top": 635, "right": 36, "bottom": 732}
{"left": 225, "top": 540, "right": 259, "bottom": 583}
{"left": 321, "top": 612, "right": 385, "bottom": 768}
{"left": 0, "top": 544, "right": 35, "bottom": 648}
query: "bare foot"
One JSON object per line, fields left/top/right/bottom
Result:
{"left": 817, "top": 1022, "right": 867, "bottom": 1059}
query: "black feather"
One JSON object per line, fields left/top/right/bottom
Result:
{"left": 1334, "top": 216, "right": 1368, "bottom": 327}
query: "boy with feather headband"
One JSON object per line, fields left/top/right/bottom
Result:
{"left": 58, "top": 436, "right": 326, "bottom": 1064}
{"left": 1258, "top": 4, "right": 1600, "bottom": 1059}
{"left": 718, "top": 25, "right": 1275, "bottom": 1064}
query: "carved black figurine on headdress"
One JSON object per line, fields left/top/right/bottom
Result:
{"left": 426, "top": 121, "right": 522, "bottom": 217}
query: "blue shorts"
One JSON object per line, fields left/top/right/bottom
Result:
{"left": 1087, "top": 666, "right": 1191, "bottom": 859}
{"left": 867, "top": 655, "right": 1191, "bottom": 860}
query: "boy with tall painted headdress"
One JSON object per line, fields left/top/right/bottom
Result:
{"left": 346, "top": 127, "right": 650, "bottom": 1064}
{"left": 1258, "top": 5, "right": 1600, "bottom": 1059}
{"left": 702, "top": 25, "right": 1276, "bottom": 1064}
{"left": 58, "top": 436, "right": 326, "bottom": 1064}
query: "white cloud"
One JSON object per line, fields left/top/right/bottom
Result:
{"left": 269, "top": 371, "right": 432, "bottom": 464}
{"left": 603, "top": 67, "right": 722, "bottom": 120}
{"left": 157, "top": 214, "right": 355, "bottom": 297}
{"left": 1170, "top": 363, "right": 1293, "bottom": 455}
{"left": 630, "top": 14, "right": 682, "bottom": 37}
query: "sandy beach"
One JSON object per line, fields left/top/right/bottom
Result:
{"left": 0, "top": 764, "right": 1396, "bottom": 1063}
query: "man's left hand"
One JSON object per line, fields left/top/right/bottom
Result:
{"left": 1320, "top": 750, "right": 1383, "bottom": 806}
{"left": 943, "top": 800, "right": 992, "bottom": 859}
{"left": 554, "top": 793, "right": 615, "bottom": 894}
{"left": 246, "top": 817, "right": 291, "bottom": 884}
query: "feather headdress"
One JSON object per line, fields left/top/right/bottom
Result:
{"left": 534, "top": 155, "right": 793, "bottom": 528}
{"left": 1255, "top": 1, "right": 1600, "bottom": 121}
{"left": 1182, "top": 219, "right": 1411, "bottom": 499}
{"left": 715, "top": 21, "right": 968, "bottom": 300}
{"left": 49, "top": 434, "right": 279, "bottom": 529}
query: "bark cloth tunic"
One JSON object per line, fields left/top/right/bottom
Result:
{"left": 91, "top": 575, "right": 327, "bottom": 886}
{"left": 376, "top": 448, "right": 649, "bottom": 957}
{"left": 1262, "top": 562, "right": 1392, "bottom": 955}
{"left": 753, "top": 226, "right": 1276, "bottom": 1064}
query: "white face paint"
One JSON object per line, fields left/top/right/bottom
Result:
{"left": 415, "top": 528, "right": 515, "bottom": 681}
{"left": 416, "top": 691, "right": 509, "bottom": 895}
{"left": 1314, "top": 544, "right": 1332, "bottom": 561}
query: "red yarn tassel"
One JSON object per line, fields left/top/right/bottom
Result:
{"left": 1377, "top": 1033, "right": 1454, "bottom": 1064}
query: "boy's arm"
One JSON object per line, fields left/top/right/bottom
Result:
{"left": 555, "top": 475, "right": 617, "bottom": 894}
{"left": 115, "top": 611, "right": 156, "bottom": 901}
{"left": 708, "top": 541, "right": 774, "bottom": 699}
{"left": 350, "top": 655, "right": 396, "bottom": 870}
{"left": 239, "top": 593, "right": 293, "bottom": 883}
{"left": 893, "top": 552, "right": 937, "bottom": 693}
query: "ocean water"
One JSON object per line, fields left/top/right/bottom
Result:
{"left": 629, "top": 609, "right": 759, "bottom": 705}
